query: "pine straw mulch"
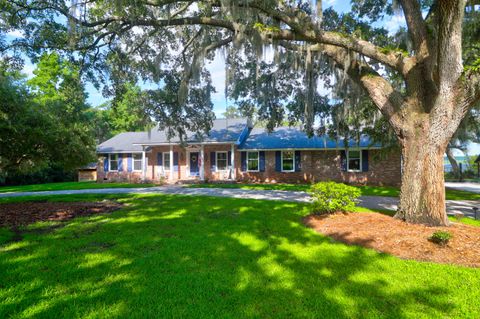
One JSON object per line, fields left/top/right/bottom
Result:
{"left": 304, "top": 212, "right": 480, "bottom": 268}
{"left": 0, "top": 201, "right": 123, "bottom": 229}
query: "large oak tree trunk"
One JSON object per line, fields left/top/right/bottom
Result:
{"left": 395, "top": 137, "right": 450, "bottom": 226}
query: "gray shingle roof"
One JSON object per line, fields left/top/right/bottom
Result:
{"left": 96, "top": 132, "right": 147, "bottom": 153}
{"left": 238, "top": 127, "right": 379, "bottom": 150}
{"left": 96, "top": 118, "right": 250, "bottom": 153}
{"left": 97, "top": 119, "right": 381, "bottom": 153}
{"left": 136, "top": 118, "right": 249, "bottom": 145}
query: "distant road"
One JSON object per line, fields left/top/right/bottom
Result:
{"left": 445, "top": 182, "right": 480, "bottom": 194}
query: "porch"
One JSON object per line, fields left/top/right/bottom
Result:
{"left": 142, "top": 144, "right": 237, "bottom": 183}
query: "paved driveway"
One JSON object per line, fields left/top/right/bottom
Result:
{"left": 445, "top": 182, "right": 480, "bottom": 194}
{"left": 0, "top": 186, "right": 478, "bottom": 218}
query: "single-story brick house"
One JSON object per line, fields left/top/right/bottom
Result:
{"left": 96, "top": 118, "right": 401, "bottom": 185}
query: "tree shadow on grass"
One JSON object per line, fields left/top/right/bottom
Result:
{"left": 0, "top": 194, "right": 477, "bottom": 318}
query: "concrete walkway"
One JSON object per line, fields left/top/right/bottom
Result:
{"left": 0, "top": 185, "right": 478, "bottom": 218}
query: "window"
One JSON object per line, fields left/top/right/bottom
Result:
{"left": 282, "top": 151, "right": 295, "bottom": 172}
{"left": 163, "top": 153, "right": 171, "bottom": 171}
{"left": 347, "top": 150, "right": 362, "bottom": 172}
{"left": 247, "top": 151, "right": 259, "bottom": 171}
{"left": 109, "top": 154, "right": 118, "bottom": 171}
{"left": 216, "top": 152, "right": 228, "bottom": 171}
{"left": 133, "top": 153, "right": 143, "bottom": 171}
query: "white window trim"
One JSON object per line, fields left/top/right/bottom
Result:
{"left": 246, "top": 151, "right": 260, "bottom": 172}
{"left": 162, "top": 152, "right": 171, "bottom": 171}
{"left": 281, "top": 150, "right": 296, "bottom": 173}
{"left": 132, "top": 153, "right": 143, "bottom": 172}
{"left": 216, "top": 151, "right": 228, "bottom": 172}
{"left": 347, "top": 150, "right": 362, "bottom": 173}
{"left": 109, "top": 154, "right": 118, "bottom": 172}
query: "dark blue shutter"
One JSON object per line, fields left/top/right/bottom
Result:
{"left": 275, "top": 151, "right": 281, "bottom": 172}
{"left": 211, "top": 152, "right": 216, "bottom": 172}
{"left": 118, "top": 154, "right": 123, "bottom": 171}
{"left": 127, "top": 154, "right": 132, "bottom": 172}
{"left": 104, "top": 156, "right": 109, "bottom": 172}
{"left": 295, "top": 151, "right": 301, "bottom": 172}
{"left": 259, "top": 151, "right": 266, "bottom": 172}
{"left": 157, "top": 153, "right": 163, "bottom": 165}
{"left": 227, "top": 151, "right": 232, "bottom": 168}
{"left": 173, "top": 152, "right": 179, "bottom": 171}
{"left": 362, "top": 150, "right": 369, "bottom": 172}
{"left": 241, "top": 152, "right": 246, "bottom": 172}
{"left": 340, "top": 150, "right": 347, "bottom": 171}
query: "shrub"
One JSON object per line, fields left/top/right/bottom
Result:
{"left": 429, "top": 231, "right": 452, "bottom": 246}
{"left": 309, "top": 181, "right": 361, "bottom": 214}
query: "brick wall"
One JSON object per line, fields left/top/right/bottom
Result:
{"left": 97, "top": 147, "right": 401, "bottom": 186}
{"left": 235, "top": 149, "right": 401, "bottom": 186}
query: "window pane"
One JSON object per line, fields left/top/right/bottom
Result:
{"left": 349, "top": 151, "right": 360, "bottom": 159}
{"left": 217, "top": 160, "right": 227, "bottom": 170}
{"left": 348, "top": 159, "right": 360, "bottom": 171}
{"left": 110, "top": 155, "right": 118, "bottom": 171}
{"left": 133, "top": 153, "right": 142, "bottom": 160}
{"left": 282, "top": 160, "right": 293, "bottom": 171}
{"left": 163, "top": 153, "right": 170, "bottom": 169}
{"left": 133, "top": 161, "right": 142, "bottom": 171}
{"left": 283, "top": 151, "right": 294, "bottom": 160}
{"left": 348, "top": 150, "right": 361, "bottom": 171}
{"left": 217, "top": 152, "right": 227, "bottom": 170}
{"left": 248, "top": 160, "right": 259, "bottom": 171}
{"left": 248, "top": 152, "right": 259, "bottom": 160}
{"left": 282, "top": 151, "right": 294, "bottom": 171}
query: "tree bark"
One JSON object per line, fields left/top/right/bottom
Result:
{"left": 445, "top": 147, "right": 460, "bottom": 178}
{"left": 395, "top": 135, "right": 450, "bottom": 226}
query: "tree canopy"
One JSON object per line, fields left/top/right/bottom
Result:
{"left": 0, "top": 52, "right": 95, "bottom": 181}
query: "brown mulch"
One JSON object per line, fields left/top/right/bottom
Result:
{"left": 0, "top": 201, "right": 122, "bottom": 228}
{"left": 304, "top": 213, "right": 480, "bottom": 268}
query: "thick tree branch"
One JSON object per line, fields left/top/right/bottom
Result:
{"left": 437, "top": 0, "right": 466, "bottom": 89}
{"left": 278, "top": 41, "right": 405, "bottom": 135}
{"left": 398, "top": 0, "right": 429, "bottom": 58}
{"left": 236, "top": 1, "right": 408, "bottom": 72}
{"left": 9, "top": 0, "right": 410, "bottom": 74}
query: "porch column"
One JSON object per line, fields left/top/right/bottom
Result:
{"left": 169, "top": 144, "right": 174, "bottom": 181}
{"left": 142, "top": 148, "right": 146, "bottom": 181}
{"left": 231, "top": 143, "right": 236, "bottom": 180}
{"left": 200, "top": 145, "right": 205, "bottom": 181}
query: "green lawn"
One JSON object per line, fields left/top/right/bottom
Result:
{"left": 0, "top": 181, "right": 155, "bottom": 193}
{"left": 187, "top": 183, "right": 480, "bottom": 200}
{"left": 1, "top": 194, "right": 479, "bottom": 318}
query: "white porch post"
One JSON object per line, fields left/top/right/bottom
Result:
{"left": 169, "top": 144, "right": 174, "bottom": 181}
{"left": 142, "top": 148, "right": 146, "bottom": 181}
{"left": 231, "top": 143, "right": 236, "bottom": 180}
{"left": 200, "top": 145, "right": 205, "bottom": 181}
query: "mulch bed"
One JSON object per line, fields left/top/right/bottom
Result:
{"left": 304, "top": 213, "right": 480, "bottom": 268}
{"left": 0, "top": 201, "right": 122, "bottom": 229}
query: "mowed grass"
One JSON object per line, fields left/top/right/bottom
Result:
{"left": 1, "top": 194, "right": 479, "bottom": 318}
{"left": 0, "top": 181, "right": 155, "bottom": 193}
{"left": 187, "top": 183, "right": 480, "bottom": 200}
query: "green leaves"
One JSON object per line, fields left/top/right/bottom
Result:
{"left": 309, "top": 181, "right": 361, "bottom": 214}
{"left": 0, "top": 53, "right": 95, "bottom": 179}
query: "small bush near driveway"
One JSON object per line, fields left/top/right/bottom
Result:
{"left": 309, "top": 181, "right": 361, "bottom": 214}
